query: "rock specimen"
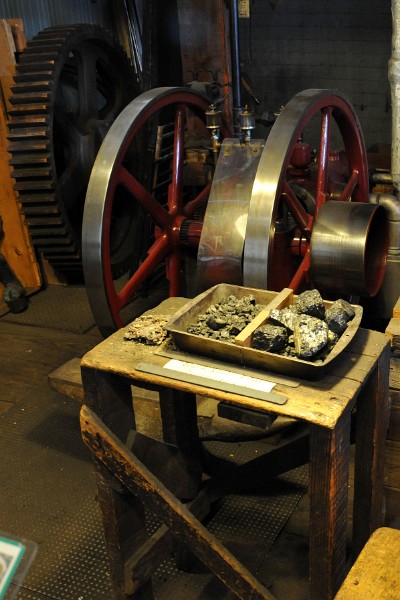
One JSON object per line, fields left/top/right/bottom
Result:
{"left": 252, "top": 324, "right": 288, "bottom": 352}
{"left": 187, "top": 294, "right": 265, "bottom": 341}
{"left": 185, "top": 289, "right": 356, "bottom": 363}
{"left": 325, "top": 306, "right": 348, "bottom": 335}
{"left": 334, "top": 298, "right": 355, "bottom": 320}
{"left": 293, "top": 315, "right": 329, "bottom": 359}
{"left": 293, "top": 289, "right": 325, "bottom": 319}
{"left": 269, "top": 306, "right": 299, "bottom": 332}
{"left": 124, "top": 315, "right": 169, "bottom": 345}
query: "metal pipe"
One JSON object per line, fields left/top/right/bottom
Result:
{"left": 367, "top": 191, "right": 400, "bottom": 317}
{"left": 389, "top": 1, "right": 400, "bottom": 194}
{"left": 230, "top": 0, "right": 242, "bottom": 134}
{"left": 371, "top": 172, "right": 393, "bottom": 184}
{"left": 369, "top": 192, "right": 400, "bottom": 252}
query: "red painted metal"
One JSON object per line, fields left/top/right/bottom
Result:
{"left": 100, "top": 89, "right": 229, "bottom": 327}
{"left": 100, "top": 89, "right": 368, "bottom": 328}
{"left": 269, "top": 93, "right": 369, "bottom": 293}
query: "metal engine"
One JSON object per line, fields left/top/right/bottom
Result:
{"left": 81, "top": 85, "right": 395, "bottom": 337}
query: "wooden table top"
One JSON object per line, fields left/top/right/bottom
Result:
{"left": 81, "top": 298, "right": 390, "bottom": 429}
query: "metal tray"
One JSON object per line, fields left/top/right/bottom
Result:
{"left": 165, "top": 284, "right": 363, "bottom": 380}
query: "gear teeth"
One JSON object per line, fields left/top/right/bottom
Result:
{"left": 7, "top": 24, "right": 138, "bottom": 281}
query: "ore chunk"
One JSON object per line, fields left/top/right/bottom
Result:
{"left": 325, "top": 305, "right": 349, "bottom": 335}
{"left": 330, "top": 299, "right": 355, "bottom": 321}
{"left": 252, "top": 324, "right": 288, "bottom": 352}
{"left": 124, "top": 315, "right": 169, "bottom": 345}
{"left": 187, "top": 294, "right": 265, "bottom": 342}
{"left": 269, "top": 307, "right": 299, "bottom": 332}
{"left": 294, "top": 289, "right": 325, "bottom": 319}
{"left": 293, "top": 315, "right": 328, "bottom": 359}
{"left": 328, "top": 329, "right": 339, "bottom": 344}
{"left": 206, "top": 316, "right": 228, "bottom": 330}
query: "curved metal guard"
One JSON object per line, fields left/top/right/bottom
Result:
{"left": 198, "top": 138, "right": 264, "bottom": 288}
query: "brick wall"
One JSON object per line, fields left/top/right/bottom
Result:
{"left": 239, "top": 0, "right": 392, "bottom": 150}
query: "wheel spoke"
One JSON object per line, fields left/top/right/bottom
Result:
{"left": 116, "top": 235, "right": 171, "bottom": 308}
{"left": 169, "top": 105, "right": 186, "bottom": 215}
{"left": 184, "top": 183, "right": 212, "bottom": 217}
{"left": 289, "top": 251, "right": 311, "bottom": 292}
{"left": 337, "top": 169, "right": 359, "bottom": 201}
{"left": 243, "top": 89, "right": 369, "bottom": 292}
{"left": 283, "top": 181, "right": 312, "bottom": 234}
{"left": 166, "top": 249, "right": 182, "bottom": 296}
{"left": 54, "top": 106, "right": 83, "bottom": 139}
{"left": 315, "top": 106, "right": 333, "bottom": 212}
{"left": 83, "top": 87, "right": 217, "bottom": 335}
{"left": 76, "top": 48, "right": 99, "bottom": 119}
{"left": 118, "top": 165, "right": 170, "bottom": 229}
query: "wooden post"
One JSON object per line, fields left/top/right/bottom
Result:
{"left": 177, "top": 0, "right": 233, "bottom": 132}
{"left": 0, "top": 19, "right": 41, "bottom": 315}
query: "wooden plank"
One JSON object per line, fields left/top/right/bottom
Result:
{"left": 124, "top": 524, "right": 175, "bottom": 594}
{"left": 309, "top": 413, "right": 351, "bottom": 600}
{"left": 81, "top": 299, "right": 389, "bottom": 430}
{"left": 234, "top": 287, "right": 293, "bottom": 347}
{"left": 390, "top": 356, "right": 400, "bottom": 391}
{"left": 387, "top": 390, "right": 400, "bottom": 441}
{"left": 0, "top": 319, "right": 100, "bottom": 410}
{"left": 386, "top": 317, "right": 400, "bottom": 351}
{"left": 0, "top": 321, "right": 100, "bottom": 363}
{"left": 177, "top": 0, "right": 233, "bottom": 133}
{"left": 384, "top": 486, "right": 400, "bottom": 528}
{"left": 48, "top": 357, "right": 84, "bottom": 402}
{"left": 80, "top": 404, "right": 277, "bottom": 600}
{"left": 6, "top": 19, "right": 26, "bottom": 53}
{"left": 352, "top": 344, "right": 391, "bottom": 558}
{"left": 334, "top": 527, "right": 400, "bottom": 599}
{"left": 385, "top": 439, "right": 400, "bottom": 490}
{"left": 0, "top": 19, "right": 42, "bottom": 312}
{"left": 0, "top": 20, "right": 16, "bottom": 107}
{"left": 217, "top": 401, "right": 276, "bottom": 429}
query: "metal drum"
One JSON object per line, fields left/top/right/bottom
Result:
{"left": 310, "top": 201, "right": 388, "bottom": 296}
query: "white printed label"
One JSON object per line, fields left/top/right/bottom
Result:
{"left": 164, "top": 359, "right": 275, "bottom": 393}
{"left": 238, "top": 0, "right": 250, "bottom": 18}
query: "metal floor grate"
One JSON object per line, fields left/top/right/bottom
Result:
{"left": 152, "top": 440, "right": 308, "bottom": 599}
{"left": 1, "top": 371, "right": 307, "bottom": 600}
{"left": 1, "top": 286, "right": 96, "bottom": 334}
{"left": 1, "top": 391, "right": 112, "bottom": 600}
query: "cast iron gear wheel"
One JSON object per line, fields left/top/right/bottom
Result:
{"left": 7, "top": 24, "right": 139, "bottom": 281}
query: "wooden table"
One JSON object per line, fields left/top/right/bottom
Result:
{"left": 334, "top": 527, "right": 400, "bottom": 599}
{"left": 80, "top": 298, "right": 390, "bottom": 600}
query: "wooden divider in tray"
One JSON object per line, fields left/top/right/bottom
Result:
{"left": 165, "top": 284, "right": 363, "bottom": 379}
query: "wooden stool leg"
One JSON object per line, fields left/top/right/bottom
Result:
{"left": 95, "top": 463, "right": 154, "bottom": 599}
{"left": 309, "top": 412, "right": 351, "bottom": 600}
{"left": 81, "top": 368, "right": 153, "bottom": 599}
{"left": 352, "top": 345, "right": 391, "bottom": 559}
{"left": 81, "top": 405, "right": 278, "bottom": 600}
{"left": 159, "top": 388, "right": 201, "bottom": 454}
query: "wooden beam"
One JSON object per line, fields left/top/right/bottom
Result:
{"left": 0, "top": 19, "right": 41, "bottom": 315}
{"left": 177, "top": 0, "right": 233, "bottom": 132}
{"left": 80, "top": 404, "right": 277, "bottom": 600}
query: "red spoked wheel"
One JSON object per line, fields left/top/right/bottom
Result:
{"left": 243, "top": 89, "right": 371, "bottom": 293}
{"left": 82, "top": 87, "right": 228, "bottom": 336}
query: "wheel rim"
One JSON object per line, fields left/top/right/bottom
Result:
{"left": 7, "top": 25, "right": 138, "bottom": 280}
{"left": 243, "top": 89, "right": 370, "bottom": 292}
{"left": 83, "top": 86, "right": 222, "bottom": 336}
